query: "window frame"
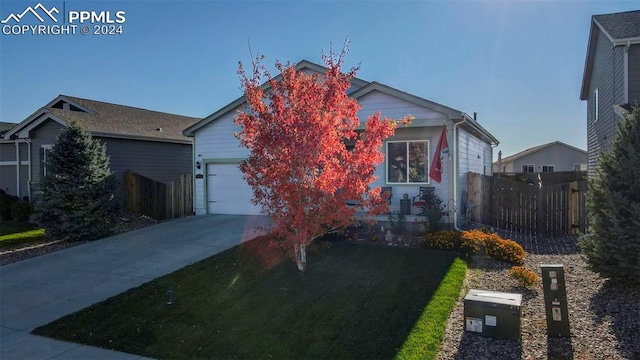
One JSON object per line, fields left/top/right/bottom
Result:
{"left": 42, "top": 144, "right": 52, "bottom": 177}
{"left": 594, "top": 88, "right": 599, "bottom": 122}
{"left": 385, "top": 140, "right": 430, "bottom": 185}
{"left": 541, "top": 165, "right": 555, "bottom": 173}
{"left": 521, "top": 164, "right": 534, "bottom": 173}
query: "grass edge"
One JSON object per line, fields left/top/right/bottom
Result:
{"left": 394, "top": 257, "right": 468, "bottom": 360}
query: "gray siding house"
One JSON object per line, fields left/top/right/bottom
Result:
{"left": 183, "top": 60, "right": 499, "bottom": 228}
{"left": 580, "top": 10, "right": 640, "bottom": 175}
{"left": 493, "top": 141, "right": 587, "bottom": 174}
{"left": 0, "top": 95, "right": 199, "bottom": 202}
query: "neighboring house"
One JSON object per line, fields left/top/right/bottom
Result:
{"left": 183, "top": 60, "right": 499, "bottom": 227}
{"left": 580, "top": 10, "right": 640, "bottom": 176}
{"left": 0, "top": 95, "right": 199, "bottom": 202}
{"left": 0, "top": 122, "right": 27, "bottom": 197}
{"left": 493, "top": 141, "right": 587, "bottom": 174}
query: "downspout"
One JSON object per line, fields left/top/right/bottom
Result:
{"left": 192, "top": 136, "right": 197, "bottom": 215}
{"left": 452, "top": 115, "right": 467, "bottom": 231}
{"left": 491, "top": 143, "right": 499, "bottom": 175}
{"left": 15, "top": 141, "right": 20, "bottom": 197}
{"left": 623, "top": 41, "right": 629, "bottom": 104}
{"left": 26, "top": 139, "right": 32, "bottom": 200}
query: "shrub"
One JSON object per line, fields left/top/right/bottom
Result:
{"left": 580, "top": 106, "right": 640, "bottom": 283}
{"left": 459, "top": 230, "right": 526, "bottom": 264}
{"left": 388, "top": 211, "right": 407, "bottom": 235}
{"left": 422, "top": 230, "right": 460, "bottom": 251}
{"left": 11, "top": 200, "right": 33, "bottom": 222}
{"left": 423, "top": 229, "right": 528, "bottom": 265}
{"left": 34, "top": 122, "right": 118, "bottom": 242}
{"left": 459, "top": 230, "right": 485, "bottom": 257}
{"left": 421, "top": 190, "right": 445, "bottom": 232}
{"left": 483, "top": 234, "right": 526, "bottom": 265}
{"left": 510, "top": 266, "right": 539, "bottom": 288}
{"left": 0, "top": 193, "right": 19, "bottom": 220}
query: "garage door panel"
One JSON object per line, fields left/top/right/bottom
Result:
{"left": 207, "top": 164, "right": 262, "bottom": 215}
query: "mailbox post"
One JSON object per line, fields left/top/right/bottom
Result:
{"left": 540, "top": 264, "right": 571, "bottom": 337}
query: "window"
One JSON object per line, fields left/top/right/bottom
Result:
{"left": 594, "top": 88, "right": 599, "bottom": 122}
{"left": 41, "top": 145, "right": 52, "bottom": 177}
{"left": 386, "top": 140, "right": 429, "bottom": 184}
{"left": 542, "top": 165, "right": 555, "bottom": 173}
{"left": 521, "top": 164, "right": 534, "bottom": 173}
{"left": 573, "top": 164, "right": 583, "bottom": 171}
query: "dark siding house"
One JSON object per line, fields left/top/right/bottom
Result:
{"left": 0, "top": 95, "right": 198, "bottom": 203}
{"left": 580, "top": 10, "right": 640, "bottom": 176}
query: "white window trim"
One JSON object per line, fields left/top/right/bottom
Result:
{"left": 594, "top": 88, "right": 599, "bottom": 122}
{"left": 42, "top": 145, "right": 52, "bottom": 177}
{"left": 541, "top": 164, "right": 555, "bottom": 173}
{"left": 385, "top": 140, "right": 430, "bottom": 185}
{"left": 521, "top": 164, "right": 534, "bottom": 173}
{"left": 573, "top": 163, "right": 584, "bottom": 171}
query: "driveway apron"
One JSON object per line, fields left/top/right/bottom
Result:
{"left": 0, "top": 215, "right": 270, "bottom": 360}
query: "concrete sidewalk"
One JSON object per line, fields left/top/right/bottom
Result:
{"left": 0, "top": 215, "right": 269, "bottom": 360}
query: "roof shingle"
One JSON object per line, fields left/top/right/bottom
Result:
{"left": 45, "top": 95, "right": 199, "bottom": 143}
{"left": 593, "top": 10, "right": 640, "bottom": 40}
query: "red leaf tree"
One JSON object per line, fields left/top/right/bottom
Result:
{"left": 235, "top": 48, "right": 411, "bottom": 271}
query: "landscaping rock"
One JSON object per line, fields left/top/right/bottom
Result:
{"left": 436, "top": 231, "right": 640, "bottom": 360}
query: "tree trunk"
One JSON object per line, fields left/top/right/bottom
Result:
{"left": 295, "top": 243, "right": 307, "bottom": 271}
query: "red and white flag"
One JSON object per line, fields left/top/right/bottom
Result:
{"left": 429, "top": 127, "right": 449, "bottom": 183}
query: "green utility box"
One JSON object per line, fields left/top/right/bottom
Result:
{"left": 541, "top": 264, "right": 571, "bottom": 337}
{"left": 464, "top": 289, "right": 522, "bottom": 340}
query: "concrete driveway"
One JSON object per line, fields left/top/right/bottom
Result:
{"left": 0, "top": 215, "right": 270, "bottom": 360}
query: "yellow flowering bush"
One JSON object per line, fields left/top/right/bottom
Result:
{"left": 459, "top": 230, "right": 491, "bottom": 256}
{"left": 483, "top": 234, "right": 526, "bottom": 265}
{"left": 510, "top": 266, "right": 539, "bottom": 288}
{"left": 421, "top": 230, "right": 460, "bottom": 250}
{"left": 422, "top": 229, "right": 527, "bottom": 265}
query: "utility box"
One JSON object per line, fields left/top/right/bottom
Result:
{"left": 541, "top": 264, "right": 571, "bottom": 337}
{"left": 464, "top": 289, "right": 522, "bottom": 340}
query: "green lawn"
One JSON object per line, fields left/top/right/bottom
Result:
{"left": 34, "top": 237, "right": 466, "bottom": 360}
{"left": 0, "top": 221, "right": 46, "bottom": 249}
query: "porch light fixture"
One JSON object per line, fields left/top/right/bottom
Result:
{"left": 477, "top": 154, "right": 481, "bottom": 159}
{"left": 196, "top": 161, "right": 201, "bottom": 170}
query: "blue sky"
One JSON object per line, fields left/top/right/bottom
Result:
{"left": 1, "top": 0, "right": 638, "bottom": 160}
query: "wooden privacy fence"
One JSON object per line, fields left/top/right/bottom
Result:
{"left": 467, "top": 172, "right": 588, "bottom": 235}
{"left": 126, "top": 170, "right": 193, "bottom": 220}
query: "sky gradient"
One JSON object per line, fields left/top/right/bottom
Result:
{"left": 1, "top": 0, "right": 638, "bottom": 160}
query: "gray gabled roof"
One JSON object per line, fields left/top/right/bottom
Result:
{"left": 5, "top": 95, "right": 199, "bottom": 143}
{"left": 496, "top": 141, "right": 586, "bottom": 164}
{"left": 184, "top": 60, "right": 499, "bottom": 145}
{"left": 580, "top": 10, "right": 640, "bottom": 100}
{"left": 0, "top": 122, "right": 17, "bottom": 137}
{"left": 594, "top": 10, "right": 640, "bottom": 40}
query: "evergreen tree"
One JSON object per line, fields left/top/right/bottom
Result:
{"left": 580, "top": 106, "right": 640, "bottom": 283}
{"left": 34, "top": 122, "right": 118, "bottom": 241}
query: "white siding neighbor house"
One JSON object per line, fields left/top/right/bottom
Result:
{"left": 183, "top": 60, "right": 498, "bottom": 227}
{"left": 493, "top": 141, "right": 587, "bottom": 174}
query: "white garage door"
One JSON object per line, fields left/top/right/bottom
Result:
{"left": 206, "top": 163, "right": 262, "bottom": 215}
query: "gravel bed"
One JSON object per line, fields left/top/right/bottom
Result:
{"left": 436, "top": 230, "right": 640, "bottom": 360}
{"left": 0, "top": 212, "right": 157, "bottom": 266}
